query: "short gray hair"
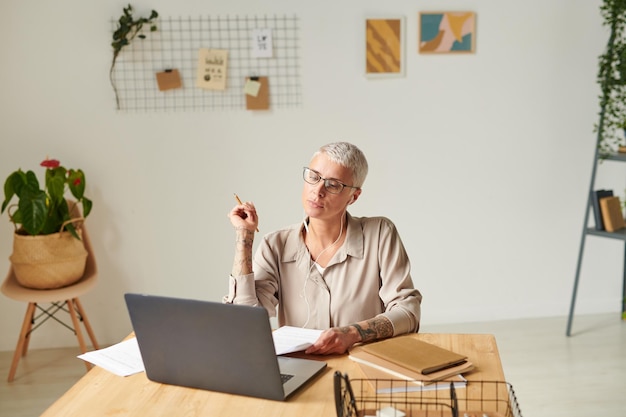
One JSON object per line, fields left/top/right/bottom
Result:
{"left": 312, "top": 142, "right": 369, "bottom": 188}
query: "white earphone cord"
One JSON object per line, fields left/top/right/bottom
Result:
{"left": 300, "top": 213, "right": 345, "bottom": 328}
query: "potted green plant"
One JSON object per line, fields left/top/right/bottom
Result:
{"left": 1, "top": 158, "right": 93, "bottom": 289}
{"left": 596, "top": 0, "right": 626, "bottom": 156}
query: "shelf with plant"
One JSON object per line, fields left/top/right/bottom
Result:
{"left": 596, "top": 0, "right": 626, "bottom": 157}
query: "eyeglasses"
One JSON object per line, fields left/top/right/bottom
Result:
{"left": 302, "top": 167, "right": 359, "bottom": 194}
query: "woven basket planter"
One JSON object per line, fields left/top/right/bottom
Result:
{"left": 9, "top": 219, "right": 88, "bottom": 289}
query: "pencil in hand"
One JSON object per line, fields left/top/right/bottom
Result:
{"left": 234, "top": 193, "right": 259, "bottom": 232}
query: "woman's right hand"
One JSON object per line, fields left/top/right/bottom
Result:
{"left": 228, "top": 200, "right": 259, "bottom": 232}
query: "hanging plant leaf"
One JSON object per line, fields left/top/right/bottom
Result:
{"left": 109, "top": 4, "right": 159, "bottom": 110}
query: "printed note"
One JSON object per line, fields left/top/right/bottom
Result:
{"left": 196, "top": 49, "right": 228, "bottom": 90}
{"left": 251, "top": 29, "right": 273, "bottom": 58}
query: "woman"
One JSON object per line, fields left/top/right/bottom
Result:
{"left": 225, "top": 142, "right": 421, "bottom": 354}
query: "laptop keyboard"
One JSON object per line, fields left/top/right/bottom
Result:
{"left": 280, "top": 373, "right": 294, "bottom": 384}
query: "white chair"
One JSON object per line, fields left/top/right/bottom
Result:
{"left": 1, "top": 223, "right": 99, "bottom": 382}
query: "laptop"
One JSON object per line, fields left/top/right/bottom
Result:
{"left": 124, "top": 293, "right": 327, "bottom": 401}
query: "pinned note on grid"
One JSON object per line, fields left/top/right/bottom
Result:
{"left": 245, "top": 77, "right": 270, "bottom": 110}
{"left": 244, "top": 78, "right": 262, "bottom": 97}
{"left": 252, "top": 28, "right": 273, "bottom": 58}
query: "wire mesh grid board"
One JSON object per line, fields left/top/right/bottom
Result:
{"left": 110, "top": 14, "right": 302, "bottom": 112}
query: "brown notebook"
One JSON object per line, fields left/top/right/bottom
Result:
{"left": 359, "top": 335, "right": 468, "bottom": 375}
{"left": 600, "top": 196, "right": 625, "bottom": 232}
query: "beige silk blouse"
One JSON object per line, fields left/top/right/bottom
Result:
{"left": 224, "top": 213, "right": 422, "bottom": 335}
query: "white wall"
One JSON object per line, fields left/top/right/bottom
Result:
{"left": 0, "top": 0, "right": 618, "bottom": 351}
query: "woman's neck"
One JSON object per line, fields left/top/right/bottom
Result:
{"left": 306, "top": 213, "right": 346, "bottom": 244}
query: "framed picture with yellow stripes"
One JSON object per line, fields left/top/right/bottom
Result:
{"left": 419, "top": 12, "right": 476, "bottom": 54}
{"left": 365, "top": 16, "right": 405, "bottom": 78}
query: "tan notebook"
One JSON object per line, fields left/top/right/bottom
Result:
{"left": 600, "top": 196, "right": 625, "bottom": 232}
{"left": 359, "top": 335, "right": 468, "bottom": 375}
{"left": 349, "top": 348, "right": 474, "bottom": 383}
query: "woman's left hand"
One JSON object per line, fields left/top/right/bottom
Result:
{"left": 304, "top": 327, "right": 360, "bottom": 355}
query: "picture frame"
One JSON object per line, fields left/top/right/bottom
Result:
{"left": 365, "top": 16, "right": 405, "bottom": 78}
{"left": 419, "top": 12, "right": 476, "bottom": 54}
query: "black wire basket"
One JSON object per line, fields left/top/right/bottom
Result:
{"left": 334, "top": 372, "right": 523, "bottom": 417}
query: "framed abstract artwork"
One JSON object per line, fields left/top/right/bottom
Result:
{"left": 365, "top": 16, "right": 405, "bottom": 78}
{"left": 419, "top": 12, "right": 476, "bottom": 54}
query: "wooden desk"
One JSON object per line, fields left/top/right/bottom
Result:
{"left": 41, "top": 334, "right": 506, "bottom": 417}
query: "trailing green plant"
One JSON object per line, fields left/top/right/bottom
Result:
{"left": 110, "top": 4, "right": 158, "bottom": 110}
{"left": 596, "top": 0, "right": 626, "bottom": 156}
{"left": 1, "top": 158, "right": 92, "bottom": 240}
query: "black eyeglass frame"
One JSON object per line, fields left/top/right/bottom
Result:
{"left": 302, "top": 167, "right": 360, "bottom": 194}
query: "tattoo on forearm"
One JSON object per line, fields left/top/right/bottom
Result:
{"left": 232, "top": 229, "right": 254, "bottom": 276}
{"left": 232, "top": 252, "right": 252, "bottom": 275}
{"left": 235, "top": 228, "right": 255, "bottom": 247}
{"left": 353, "top": 317, "right": 394, "bottom": 343}
{"left": 368, "top": 317, "right": 394, "bottom": 340}
{"left": 352, "top": 323, "right": 369, "bottom": 341}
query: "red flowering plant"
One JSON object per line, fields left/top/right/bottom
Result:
{"left": 1, "top": 158, "right": 92, "bottom": 239}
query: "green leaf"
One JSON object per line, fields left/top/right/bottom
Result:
{"left": 18, "top": 189, "right": 48, "bottom": 235}
{"left": 68, "top": 169, "right": 86, "bottom": 199}
{"left": 2, "top": 170, "right": 27, "bottom": 213}
{"left": 41, "top": 199, "right": 68, "bottom": 235}
{"left": 82, "top": 197, "right": 93, "bottom": 218}
{"left": 64, "top": 222, "right": 80, "bottom": 240}
{"left": 23, "top": 170, "right": 41, "bottom": 196}
{"left": 46, "top": 168, "right": 67, "bottom": 205}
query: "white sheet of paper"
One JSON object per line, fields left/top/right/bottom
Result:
{"left": 377, "top": 407, "right": 406, "bottom": 417}
{"left": 252, "top": 28, "right": 273, "bottom": 58}
{"left": 272, "top": 326, "right": 323, "bottom": 355}
{"left": 77, "top": 337, "right": 145, "bottom": 377}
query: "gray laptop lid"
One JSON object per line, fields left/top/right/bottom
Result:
{"left": 124, "top": 293, "right": 326, "bottom": 401}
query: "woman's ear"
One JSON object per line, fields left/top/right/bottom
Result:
{"left": 349, "top": 190, "right": 361, "bottom": 204}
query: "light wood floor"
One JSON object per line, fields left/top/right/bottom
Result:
{"left": 0, "top": 313, "right": 624, "bottom": 417}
